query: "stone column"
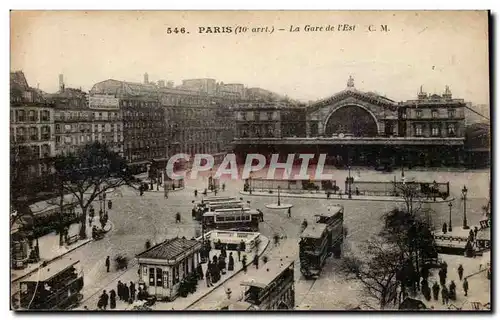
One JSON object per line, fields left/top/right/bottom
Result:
{"left": 305, "top": 121, "right": 311, "bottom": 137}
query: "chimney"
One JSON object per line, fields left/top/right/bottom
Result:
{"left": 59, "top": 74, "right": 65, "bottom": 92}
{"left": 144, "top": 73, "right": 149, "bottom": 84}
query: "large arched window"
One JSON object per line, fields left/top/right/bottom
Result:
{"left": 325, "top": 105, "right": 378, "bottom": 137}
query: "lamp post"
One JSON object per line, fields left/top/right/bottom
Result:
{"left": 462, "top": 185, "right": 469, "bottom": 229}
{"left": 448, "top": 202, "right": 453, "bottom": 232}
{"left": 277, "top": 185, "right": 281, "bottom": 207}
{"left": 347, "top": 165, "right": 353, "bottom": 199}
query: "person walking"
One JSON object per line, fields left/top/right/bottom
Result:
{"left": 109, "top": 289, "right": 116, "bottom": 310}
{"left": 253, "top": 254, "right": 259, "bottom": 269}
{"left": 101, "top": 290, "right": 109, "bottom": 310}
{"left": 441, "top": 286, "right": 449, "bottom": 305}
{"left": 228, "top": 252, "right": 235, "bottom": 272}
{"left": 237, "top": 246, "right": 241, "bottom": 262}
{"left": 205, "top": 269, "right": 212, "bottom": 287}
{"left": 105, "top": 256, "right": 110, "bottom": 273}
{"left": 458, "top": 264, "right": 464, "bottom": 281}
{"left": 117, "top": 281, "right": 123, "bottom": 301}
{"left": 222, "top": 183, "right": 226, "bottom": 191}
{"left": 194, "top": 189, "right": 198, "bottom": 197}
{"left": 432, "top": 282, "right": 440, "bottom": 301}
{"left": 129, "top": 281, "right": 136, "bottom": 301}
{"left": 287, "top": 207, "right": 291, "bottom": 218}
{"left": 242, "top": 255, "right": 248, "bottom": 273}
{"left": 123, "top": 282, "right": 130, "bottom": 303}
{"left": 175, "top": 212, "right": 181, "bottom": 223}
{"left": 463, "top": 278, "right": 469, "bottom": 296}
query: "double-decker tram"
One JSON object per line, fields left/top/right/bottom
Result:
{"left": 18, "top": 257, "right": 84, "bottom": 310}
{"left": 193, "top": 197, "right": 240, "bottom": 220}
{"left": 216, "top": 258, "right": 295, "bottom": 310}
{"left": 299, "top": 205, "right": 344, "bottom": 279}
{"left": 202, "top": 208, "right": 261, "bottom": 232}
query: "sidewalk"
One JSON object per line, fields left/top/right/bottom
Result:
{"left": 411, "top": 252, "right": 491, "bottom": 310}
{"left": 76, "top": 236, "right": 270, "bottom": 311}
{"left": 240, "top": 190, "right": 454, "bottom": 204}
{"left": 187, "top": 237, "right": 299, "bottom": 310}
{"left": 11, "top": 216, "right": 112, "bottom": 283}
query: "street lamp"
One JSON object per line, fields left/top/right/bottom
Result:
{"left": 448, "top": 202, "right": 453, "bottom": 232}
{"left": 462, "top": 185, "right": 469, "bottom": 230}
{"left": 347, "top": 165, "right": 353, "bottom": 199}
{"left": 277, "top": 185, "right": 281, "bottom": 207}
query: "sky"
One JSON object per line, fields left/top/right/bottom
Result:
{"left": 10, "top": 11, "right": 490, "bottom": 104}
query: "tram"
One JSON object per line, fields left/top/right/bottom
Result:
{"left": 299, "top": 205, "right": 344, "bottom": 279}
{"left": 216, "top": 258, "right": 295, "bottom": 310}
{"left": 193, "top": 199, "right": 246, "bottom": 220}
{"left": 202, "top": 208, "right": 261, "bottom": 232}
{"left": 18, "top": 257, "right": 84, "bottom": 310}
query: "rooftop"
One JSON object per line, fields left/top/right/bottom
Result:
{"left": 21, "top": 257, "right": 80, "bottom": 283}
{"left": 240, "top": 258, "right": 294, "bottom": 289}
{"left": 136, "top": 237, "right": 201, "bottom": 261}
{"left": 301, "top": 224, "right": 328, "bottom": 239}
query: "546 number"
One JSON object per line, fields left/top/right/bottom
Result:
{"left": 166, "top": 27, "right": 187, "bottom": 34}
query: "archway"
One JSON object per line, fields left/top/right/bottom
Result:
{"left": 324, "top": 105, "right": 378, "bottom": 137}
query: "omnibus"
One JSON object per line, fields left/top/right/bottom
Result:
{"left": 18, "top": 257, "right": 84, "bottom": 310}
{"left": 299, "top": 205, "right": 344, "bottom": 279}
{"left": 203, "top": 208, "right": 261, "bottom": 232}
{"left": 193, "top": 199, "right": 245, "bottom": 220}
{"left": 238, "top": 258, "right": 295, "bottom": 310}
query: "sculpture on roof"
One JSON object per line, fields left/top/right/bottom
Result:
{"left": 347, "top": 75, "right": 355, "bottom": 88}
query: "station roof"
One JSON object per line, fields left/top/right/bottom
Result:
{"left": 136, "top": 237, "right": 201, "bottom": 261}
{"left": 240, "top": 258, "right": 294, "bottom": 289}
{"left": 21, "top": 257, "right": 80, "bottom": 283}
{"left": 301, "top": 224, "right": 328, "bottom": 239}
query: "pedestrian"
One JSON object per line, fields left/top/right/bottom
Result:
{"left": 439, "top": 268, "right": 446, "bottom": 286}
{"left": 101, "top": 290, "right": 109, "bottom": 310}
{"left": 175, "top": 212, "right": 181, "bottom": 223}
{"left": 253, "top": 254, "right": 259, "bottom": 269}
{"left": 117, "top": 281, "right": 123, "bottom": 301}
{"left": 123, "top": 282, "right": 130, "bottom": 303}
{"left": 205, "top": 269, "right": 212, "bottom": 287}
{"left": 194, "top": 189, "right": 198, "bottom": 197}
{"left": 129, "top": 281, "right": 136, "bottom": 301}
{"left": 432, "top": 282, "right": 440, "bottom": 301}
{"left": 109, "top": 289, "right": 116, "bottom": 309}
{"left": 441, "top": 286, "right": 448, "bottom": 305}
{"left": 106, "top": 256, "right": 110, "bottom": 273}
{"left": 463, "top": 278, "right": 469, "bottom": 296}
{"left": 222, "top": 183, "right": 226, "bottom": 191}
{"left": 287, "top": 207, "right": 291, "bottom": 218}
{"left": 474, "top": 226, "right": 479, "bottom": 239}
{"left": 237, "top": 246, "right": 241, "bottom": 262}
{"left": 355, "top": 187, "right": 360, "bottom": 196}
{"left": 218, "top": 255, "right": 226, "bottom": 275}
{"left": 197, "top": 263, "right": 204, "bottom": 279}
{"left": 242, "top": 255, "right": 247, "bottom": 273}
{"left": 228, "top": 252, "right": 235, "bottom": 271}
{"left": 458, "top": 264, "right": 464, "bottom": 281}
{"left": 449, "top": 281, "right": 457, "bottom": 301}
{"left": 327, "top": 191, "right": 331, "bottom": 199}
{"left": 442, "top": 222, "right": 448, "bottom": 234}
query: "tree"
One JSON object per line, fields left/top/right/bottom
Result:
{"left": 394, "top": 182, "right": 422, "bottom": 215}
{"left": 340, "top": 237, "right": 403, "bottom": 309}
{"left": 54, "top": 142, "right": 138, "bottom": 239}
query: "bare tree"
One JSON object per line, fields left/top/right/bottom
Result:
{"left": 340, "top": 237, "right": 403, "bottom": 309}
{"left": 394, "top": 182, "right": 422, "bottom": 215}
{"left": 54, "top": 142, "right": 138, "bottom": 239}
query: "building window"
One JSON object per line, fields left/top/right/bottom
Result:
{"left": 415, "top": 124, "right": 423, "bottom": 136}
{"left": 41, "top": 110, "right": 50, "bottom": 121}
{"left": 41, "top": 126, "right": 51, "bottom": 140}
{"left": 268, "top": 111, "right": 274, "bottom": 120}
{"left": 448, "top": 124, "right": 456, "bottom": 136}
{"left": 431, "top": 126, "right": 440, "bottom": 136}
{"left": 431, "top": 110, "right": 438, "bottom": 118}
{"left": 416, "top": 110, "right": 422, "bottom": 119}
{"left": 55, "top": 124, "right": 61, "bottom": 133}
{"left": 29, "top": 110, "right": 36, "bottom": 122}
{"left": 29, "top": 127, "right": 38, "bottom": 141}
{"left": 17, "top": 110, "right": 26, "bottom": 122}
{"left": 448, "top": 109, "right": 456, "bottom": 118}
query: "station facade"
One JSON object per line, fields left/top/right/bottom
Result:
{"left": 233, "top": 77, "right": 471, "bottom": 168}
